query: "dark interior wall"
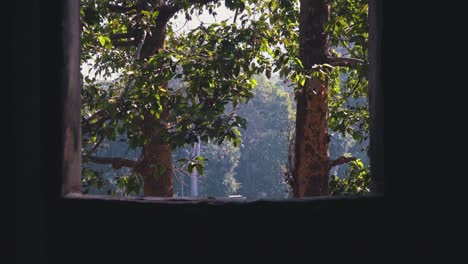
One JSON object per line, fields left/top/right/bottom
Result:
{"left": 15, "top": 1, "right": 467, "bottom": 263}
{"left": 15, "top": 0, "right": 44, "bottom": 261}
{"left": 383, "top": 2, "right": 467, "bottom": 199}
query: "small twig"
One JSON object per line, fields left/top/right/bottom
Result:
{"left": 233, "top": 8, "right": 239, "bottom": 24}
{"left": 173, "top": 19, "right": 189, "bottom": 33}
{"left": 326, "top": 57, "right": 364, "bottom": 67}
{"left": 85, "top": 136, "right": 105, "bottom": 157}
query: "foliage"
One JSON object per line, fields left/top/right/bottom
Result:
{"left": 82, "top": 167, "right": 109, "bottom": 194}
{"left": 80, "top": 0, "right": 371, "bottom": 197}
{"left": 235, "top": 75, "right": 294, "bottom": 198}
{"left": 81, "top": 136, "right": 143, "bottom": 195}
{"left": 326, "top": 0, "right": 370, "bottom": 195}
{"left": 259, "top": 0, "right": 369, "bottom": 145}
{"left": 327, "top": 0, "right": 369, "bottom": 144}
{"left": 329, "top": 159, "right": 371, "bottom": 195}
{"left": 172, "top": 74, "right": 293, "bottom": 198}
{"left": 80, "top": 0, "right": 281, "bottom": 154}
{"left": 329, "top": 130, "right": 368, "bottom": 178}
{"left": 115, "top": 173, "right": 144, "bottom": 196}
{"left": 80, "top": 1, "right": 295, "bottom": 194}
{"left": 172, "top": 140, "right": 241, "bottom": 197}
{"left": 198, "top": 141, "right": 241, "bottom": 197}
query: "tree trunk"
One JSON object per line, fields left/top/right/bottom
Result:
{"left": 190, "top": 140, "right": 201, "bottom": 197}
{"left": 140, "top": 136, "right": 174, "bottom": 197}
{"left": 137, "top": 13, "right": 174, "bottom": 197}
{"left": 293, "top": 0, "right": 331, "bottom": 197}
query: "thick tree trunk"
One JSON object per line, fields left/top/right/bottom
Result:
{"left": 137, "top": 13, "right": 174, "bottom": 197}
{"left": 140, "top": 137, "right": 174, "bottom": 197}
{"left": 293, "top": 0, "right": 331, "bottom": 197}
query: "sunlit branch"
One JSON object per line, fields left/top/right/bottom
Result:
{"left": 326, "top": 57, "right": 365, "bottom": 67}
{"left": 86, "top": 155, "right": 138, "bottom": 170}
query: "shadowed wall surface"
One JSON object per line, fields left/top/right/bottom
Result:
{"left": 15, "top": 1, "right": 467, "bottom": 263}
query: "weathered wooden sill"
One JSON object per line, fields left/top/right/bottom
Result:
{"left": 64, "top": 192, "right": 383, "bottom": 205}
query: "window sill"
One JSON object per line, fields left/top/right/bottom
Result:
{"left": 63, "top": 192, "right": 383, "bottom": 205}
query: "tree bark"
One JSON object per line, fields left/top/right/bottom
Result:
{"left": 190, "top": 140, "right": 201, "bottom": 197}
{"left": 135, "top": 5, "right": 174, "bottom": 197}
{"left": 294, "top": 0, "right": 331, "bottom": 197}
{"left": 140, "top": 133, "right": 174, "bottom": 197}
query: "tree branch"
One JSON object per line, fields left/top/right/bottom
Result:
{"left": 86, "top": 156, "right": 138, "bottom": 170}
{"left": 86, "top": 137, "right": 105, "bottom": 156}
{"left": 113, "top": 40, "right": 139, "bottom": 47}
{"left": 107, "top": 3, "right": 137, "bottom": 13}
{"left": 110, "top": 32, "right": 138, "bottom": 41}
{"left": 338, "top": 37, "right": 358, "bottom": 58}
{"left": 233, "top": 7, "right": 239, "bottom": 24}
{"left": 83, "top": 118, "right": 107, "bottom": 134}
{"left": 82, "top": 109, "right": 115, "bottom": 133}
{"left": 330, "top": 156, "right": 357, "bottom": 168}
{"left": 168, "top": 0, "right": 220, "bottom": 14}
{"left": 173, "top": 0, "right": 220, "bottom": 7}
{"left": 326, "top": 57, "right": 365, "bottom": 67}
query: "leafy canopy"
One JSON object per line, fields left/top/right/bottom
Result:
{"left": 81, "top": 0, "right": 371, "bottom": 195}
{"left": 81, "top": 0, "right": 284, "bottom": 153}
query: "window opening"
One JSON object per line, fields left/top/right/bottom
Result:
{"left": 70, "top": 0, "right": 378, "bottom": 199}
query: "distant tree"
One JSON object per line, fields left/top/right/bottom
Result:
{"left": 235, "top": 75, "right": 294, "bottom": 198}
{"left": 198, "top": 141, "right": 241, "bottom": 197}
{"left": 173, "top": 74, "right": 292, "bottom": 198}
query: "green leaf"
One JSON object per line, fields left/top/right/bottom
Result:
{"left": 299, "top": 75, "right": 306, "bottom": 86}
{"left": 295, "top": 58, "right": 304, "bottom": 68}
{"left": 196, "top": 156, "right": 208, "bottom": 162}
{"left": 196, "top": 164, "right": 204, "bottom": 175}
{"left": 265, "top": 68, "right": 272, "bottom": 79}
{"left": 187, "top": 163, "right": 194, "bottom": 173}
{"left": 98, "top": 36, "right": 106, "bottom": 47}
